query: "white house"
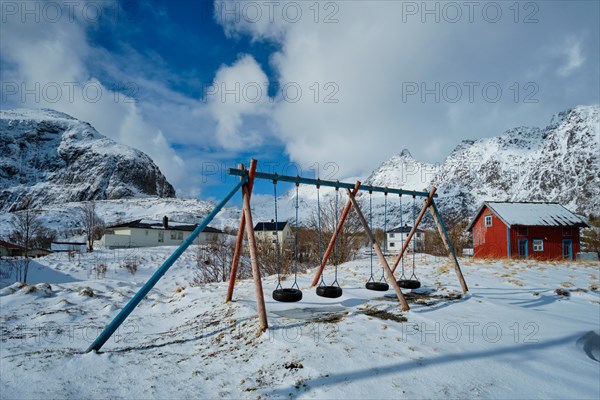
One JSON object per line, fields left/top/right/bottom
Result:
{"left": 100, "top": 216, "right": 224, "bottom": 249}
{"left": 385, "top": 224, "right": 425, "bottom": 253}
{"left": 51, "top": 241, "right": 87, "bottom": 253}
{"left": 254, "top": 221, "right": 292, "bottom": 247}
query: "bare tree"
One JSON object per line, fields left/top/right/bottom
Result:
{"left": 8, "top": 200, "right": 44, "bottom": 283}
{"left": 194, "top": 236, "right": 250, "bottom": 284}
{"left": 78, "top": 201, "right": 104, "bottom": 252}
{"left": 306, "top": 195, "right": 363, "bottom": 266}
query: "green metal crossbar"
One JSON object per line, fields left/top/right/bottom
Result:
{"left": 227, "top": 168, "right": 437, "bottom": 198}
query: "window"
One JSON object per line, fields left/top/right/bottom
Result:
{"left": 563, "top": 227, "right": 572, "bottom": 237}
{"left": 389, "top": 242, "right": 395, "bottom": 247}
{"left": 145, "top": 230, "right": 149, "bottom": 236}
{"left": 272, "top": 231, "right": 277, "bottom": 235}
{"left": 533, "top": 239, "right": 544, "bottom": 252}
{"left": 177, "top": 232, "right": 183, "bottom": 240}
{"left": 170, "top": 232, "right": 177, "bottom": 240}
{"left": 158, "top": 231, "right": 164, "bottom": 243}
{"left": 484, "top": 214, "right": 493, "bottom": 227}
{"left": 390, "top": 233, "right": 395, "bottom": 238}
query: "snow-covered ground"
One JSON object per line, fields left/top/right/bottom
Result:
{"left": 1, "top": 248, "right": 599, "bottom": 399}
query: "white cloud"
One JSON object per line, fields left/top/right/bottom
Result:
{"left": 208, "top": 54, "right": 274, "bottom": 149}
{"left": 557, "top": 38, "right": 585, "bottom": 77}
{"left": 213, "top": 1, "right": 599, "bottom": 178}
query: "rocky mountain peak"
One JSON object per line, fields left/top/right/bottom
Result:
{"left": 0, "top": 108, "right": 176, "bottom": 212}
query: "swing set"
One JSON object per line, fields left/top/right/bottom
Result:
{"left": 85, "top": 159, "right": 467, "bottom": 353}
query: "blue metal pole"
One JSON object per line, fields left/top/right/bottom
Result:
{"left": 86, "top": 177, "right": 248, "bottom": 352}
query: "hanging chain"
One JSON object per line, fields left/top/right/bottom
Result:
{"left": 292, "top": 182, "right": 300, "bottom": 289}
{"left": 317, "top": 185, "right": 326, "bottom": 286}
{"left": 333, "top": 187, "right": 339, "bottom": 285}
{"left": 273, "top": 180, "right": 282, "bottom": 290}
{"left": 399, "top": 194, "right": 406, "bottom": 279}
{"left": 412, "top": 195, "right": 417, "bottom": 279}
{"left": 368, "top": 191, "right": 374, "bottom": 282}
{"left": 380, "top": 192, "right": 388, "bottom": 282}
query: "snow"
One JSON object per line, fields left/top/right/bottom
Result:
{"left": 1, "top": 247, "right": 599, "bottom": 398}
{"left": 484, "top": 202, "right": 588, "bottom": 227}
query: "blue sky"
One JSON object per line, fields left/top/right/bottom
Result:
{"left": 1, "top": 0, "right": 599, "bottom": 203}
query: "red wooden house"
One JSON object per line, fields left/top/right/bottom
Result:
{"left": 466, "top": 202, "right": 588, "bottom": 260}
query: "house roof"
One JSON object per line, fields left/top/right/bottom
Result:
{"left": 254, "top": 221, "right": 288, "bottom": 231}
{"left": 387, "top": 225, "right": 425, "bottom": 234}
{"left": 108, "top": 219, "right": 222, "bottom": 233}
{"left": 0, "top": 240, "right": 24, "bottom": 250}
{"left": 466, "top": 202, "right": 589, "bottom": 231}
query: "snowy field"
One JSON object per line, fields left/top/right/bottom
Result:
{"left": 1, "top": 248, "right": 599, "bottom": 399}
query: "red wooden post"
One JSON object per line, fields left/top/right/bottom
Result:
{"left": 226, "top": 160, "right": 257, "bottom": 302}
{"left": 242, "top": 181, "right": 268, "bottom": 332}
{"left": 311, "top": 181, "right": 361, "bottom": 287}
{"left": 428, "top": 200, "right": 469, "bottom": 293}
{"left": 391, "top": 187, "right": 437, "bottom": 274}
{"left": 345, "top": 188, "right": 410, "bottom": 311}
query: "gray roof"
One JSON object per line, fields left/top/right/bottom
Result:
{"left": 109, "top": 219, "right": 222, "bottom": 233}
{"left": 467, "top": 202, "right": 588, "bottom": 231}
{"left": 254, "top": 221, "right": 288, "bottom": 231}
{"left": 387, "top": 225, "right": 425, "bottom": 234}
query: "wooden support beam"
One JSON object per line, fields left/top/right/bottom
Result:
{"left": 311, "top": 181, "right": 361, "bottom": 287}
{"left": 391, "top": 187, "right": 437, "bottom": 274}
{"left": 226, "top": 160, "right": 257, "bottom": 302}
{"left": 242, "top": 181, "right": 268, "bottom": 332}
{"left": 428, "top": 200, "right": 469, "bottom": 293}
{"left": 345, "top": 187, "right": 410, "bottom": 312}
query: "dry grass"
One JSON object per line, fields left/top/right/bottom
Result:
{"left": 508, "top": 279, "right": 523, "bottom": 287}
{"left": 358, "top": 307, "right": 407, "bottom": 323}
{"left": 560, "top": 281, "right": 575, "bottom": 288}
{"left": 436, "top": 264, "right": 451, "bottom": 274}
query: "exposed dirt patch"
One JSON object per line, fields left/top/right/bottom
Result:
{"left": 380, "top": 290, "right": 462, "bottom": 307}
{"left": 358, "top": 308, "right": 407, "bottom": 322}
{"left": 284, "top": 361, "right": 304, "bottom": 370}
{"left": 311, "top": 311, "right": 348, "bottom": 323}
{"left": 554, "top": 288, "right": 570, "bottom": 297}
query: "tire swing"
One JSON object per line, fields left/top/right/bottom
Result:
{"left": 316, "top": 186, "right": 343, "bottom": 299}
{"left": 365, "top": 191, "right": 389, "bottom": 292}
{"left": 397, "top": 195, "right": 421, "bottom": 290}
{"left": 272, "top": 180, "right": 303, "bottom": 303}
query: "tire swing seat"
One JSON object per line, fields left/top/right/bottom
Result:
{"left": 316, "top": 284, "right": 343, "bottom": 299}
{"left": 315, "top": 185, "right": 343, "bottom": 300}
{"left": 271, "top": 180, "right": 303, "bottom": 304}
{"left": 272, "top": 287, "right": 303, "bottom": 302}
{"left": 395, "top": 195, "right": 422, "bottom": 291}
{"left": 364, "top": 191, "right": 390, "bottom": 293}
{"left": 397, "top": 278, "right": 421, "bottom": 290}
{"left": 365, "top": 281, "right": 390, "bottom": 291}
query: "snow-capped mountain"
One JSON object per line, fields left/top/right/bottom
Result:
{"left": 0, "top": 109, "right": 176, "bottom": 212}
{"left": 363, "top": 105, "right": 599, "bottom": 224}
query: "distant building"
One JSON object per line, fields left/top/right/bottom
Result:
{"left": 385, "top": 224, "right": 425, "bottom": 253}
{"left": 100, "top": 216, "right": 224, "bottom": 249}
{"left": 0, "top": 240, "right": 53, "bottom": 258}
{"left": 0, "top": 240, "right": 25, "bottom": 257}
{"left": 254, "top": 221, "right": 292, "bottom": 247}
{"left": 466, "top": 202, "right": 588, "bottom": 260}
{"left": 51, "top": 241, "right": 87, "bottom": 253}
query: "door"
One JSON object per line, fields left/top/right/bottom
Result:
{"left": 562, "top": 239, "right": 573, "bottom": 260}
{"left": 518, "top": 239, "right": 528, "bottom": 258}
